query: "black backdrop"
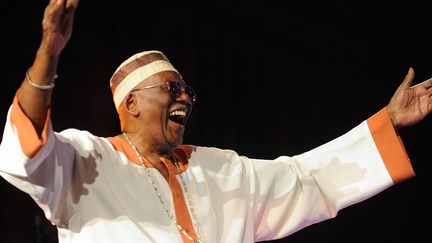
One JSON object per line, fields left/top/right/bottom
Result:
{"left": 0, "top": 0, "right": 430, "bottom": 242}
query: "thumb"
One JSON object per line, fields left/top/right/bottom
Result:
{"left": 398, "top": 67, "right": 415, "bottom": 90}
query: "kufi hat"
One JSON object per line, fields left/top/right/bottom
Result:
{"left": 109, "top": 50, "right": 179, "bottom": 110}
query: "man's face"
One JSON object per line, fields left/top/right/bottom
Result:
{"left": 132, "top": 71, "right": 194, "bottom": 151}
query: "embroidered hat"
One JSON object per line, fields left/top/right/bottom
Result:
{"left": 109, "top": 50, "right": 180, "bottom": 110}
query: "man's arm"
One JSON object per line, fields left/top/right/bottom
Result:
{"left": 16, "top": 0, "right": 79, "bottom": 136}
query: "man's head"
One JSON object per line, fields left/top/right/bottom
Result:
{"left": 110, "top": 50, "right": 196, "bottom": 150}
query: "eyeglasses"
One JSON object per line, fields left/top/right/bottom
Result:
{"left": 131, "top": 81, "right": 197, "bottom": 104}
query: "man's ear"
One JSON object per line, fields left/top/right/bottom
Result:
{"left": 123, "top": 93, "right": 139, "bottom": 116}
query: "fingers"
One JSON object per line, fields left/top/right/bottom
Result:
{"left": 49, "top": 0, "right": 65, "bottom": 11}
{"left": 43, "top": 0, "right": 79, "bottom": 31}
{"left": 39, "top": 0, "right": 79, "bottom": 55}
{"left": 66, "top": 0, "right": 80, "bottom": 8}
{"left": 43, "top": 0, "right": 79, "bottom": 32}
{"left": 412, "top": 77, "right": 432, "bottom": 89}
{"left": 63, "top": 0, "right": 79, "bottom": 30}
{"left": 45, "top": 0, "right": 78, "bottom": 19}
{"left": 65, "top": 0, "right": 80, "bottom": 14}
{"left": 44, "top": 0, "right": 65, "bottom": 25}
{"left": 425, "top": 80, "right": 432, "bottom": 96}
{"left": 399, "top": 67, "right": 415, "bottom": 90}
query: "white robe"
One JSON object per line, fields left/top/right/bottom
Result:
{"left": 0, "top": 97, "right": 414, "bottom": 242}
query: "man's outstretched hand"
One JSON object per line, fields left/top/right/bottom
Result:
{"left": 39, "top": 0, "right": 79, "bottom": 56}
{"left": 387, "top": 67, "right": 432, "bottom": 129}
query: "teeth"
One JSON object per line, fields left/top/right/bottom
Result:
{"left": 169, "top": 110, "right": 186, "bottom": 116}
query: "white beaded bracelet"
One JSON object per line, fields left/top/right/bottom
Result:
{"left": 25, "top": 69, "right": 57, "bottom": 91}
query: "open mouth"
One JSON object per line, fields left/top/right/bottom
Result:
{"left": 168, "top": 109, "right": 187, "bottom": 126}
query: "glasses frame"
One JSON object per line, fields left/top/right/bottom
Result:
{"left": 130, "top": 81, "right": 197, "bottom": 104}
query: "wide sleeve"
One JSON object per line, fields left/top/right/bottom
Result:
{"left": 0, "top": 96, "right": 101, "bottom": 227}
{"left": 252, "top": 108, "right": 414, "bottom": 241}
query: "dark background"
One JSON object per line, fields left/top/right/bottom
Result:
{"left": 0, "top": 0, "right": 430, "bottom": 242}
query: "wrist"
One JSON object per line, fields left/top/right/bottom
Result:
{"left": 36, "top": 46, "right": 61, "bottom": 62}
{"left": 385, "top": 106, "right": 400, "bottom": 130}
{"left": 25, "top": 68, "right": 57, "bottom": 91}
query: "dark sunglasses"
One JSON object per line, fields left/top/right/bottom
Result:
{"left": 131, "top": 81, "right": 197, "bottom": 104}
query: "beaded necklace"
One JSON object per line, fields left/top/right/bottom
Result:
{"left": 122, "top": 133, "right": 202, "bottom": 243}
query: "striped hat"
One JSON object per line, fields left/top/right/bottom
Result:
{"left": 109, "top": 50, "right": 180, "bottom": 110}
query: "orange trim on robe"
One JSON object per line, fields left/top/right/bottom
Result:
{"left": 107, "top": 136, "right": 145, "bottom": 166}
{"left": 367, "top": 108, "right": 415, "bottom": 183}
{"left": 107, "top": 136, "right": 198, "bottom": 242}
{"left": 160, "top": 156, "right": 199, "bottom": 243}
{"left": 10, "top": 95, "right": 51, "bottom": 158}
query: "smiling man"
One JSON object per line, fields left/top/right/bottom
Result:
{"left": 112, "top": 50, "right": 195, "bottom": 167}
{"left": 1, "top": 0, "right": 432, "bottom": 243}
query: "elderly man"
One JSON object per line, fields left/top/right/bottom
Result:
{"left": 1, "top": 0, "right": 431, "bottom": 242}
